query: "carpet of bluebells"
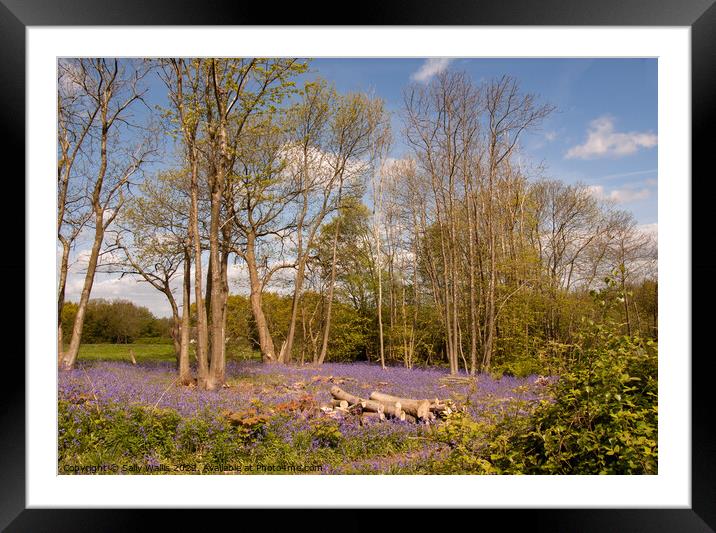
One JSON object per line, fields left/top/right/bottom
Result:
{"left": 58, "top": 360, "right": 554, "bottom": 475}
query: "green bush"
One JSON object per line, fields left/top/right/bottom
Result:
{"left": 429, "top": 282, "right": 658, "bottom": 475}
{"left": 520, "top": 328, "right": 658, "bottom": 474}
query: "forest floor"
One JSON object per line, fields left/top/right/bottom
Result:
{"left": 58, "top": 345, "right": 554, "bottom": 474}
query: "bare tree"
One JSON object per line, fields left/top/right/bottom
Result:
{"left": 480, "top": 75, "right": 554, "bottom": 372}
{"left": 60, "top": 59, "right": 157, "bottom": 370}
{"left": 279, "top": 83, "right": 389, "bottom": 365}
{"left": 403, "top": 71, "right": 482, "bottom": 374}
{"left": 57, "top": 60, "right": 99, "bottom": 362}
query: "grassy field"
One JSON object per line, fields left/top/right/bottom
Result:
{"left": 73, "top": 343, "right": 177, "bottom": 362}
{"left": 70, "top": 342, "right": 262, "bottom": 363}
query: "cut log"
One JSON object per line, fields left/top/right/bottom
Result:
{"left": 331, "top": 386, "right": 404, "bottom": 419}
{"left": 129, "top": 349, "right": 137, "bottom": 365}
{"left": 330, "top": 399, "right": 349, "bottom": 409}
{"left": 369, "top": 391, "right": 431, "bottom": 420}
{"left": 360, "top": 399, "right": 404, "bottom": 419}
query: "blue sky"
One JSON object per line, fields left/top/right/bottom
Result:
{"left": 65, "top": 58, "right": 658, "bottom": 317}
{"left": 298, "top": 58, "right": 658, "bottom": 225}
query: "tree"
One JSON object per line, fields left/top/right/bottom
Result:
{"left": 317, "top": 91, "right": 389, "bottom": 365}
{"left": 480, "top": 75, "right": 554, "bottom": 372}
{"left": 57, "top": 59, "right": 98, "bottom": 362}
{"left": 226, "top": 112, "right": 300, "bottom": 363}
{"left": 403, "top": 71, "right": 482, "bottom": 374}
{"left": 60, "top": 59, "right": 157, "bottom": 370}
{"left": 202, "top": 58, "right": 307, "bottom": 387}
{"left": 160, "top": 58, "right": 210, "bottom": 386}
{"left": 104, "top": 170, "right": 193, "bottom": 383}
{"left": 277, "top": 81, "right": 389, "bottom": 364}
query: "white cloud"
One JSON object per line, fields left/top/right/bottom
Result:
{"left": 63, "top": 271, "right": 174, "bottom": 317}
{"left": 610, "top": 188, "right": 651, "bottom": 203}
{"left": 545, "top": 131, "right": 557, "bottom": 142}
{"left": 566, "top": 116, "right": 657, "bottom": 159}
{"left": 410, "top": 58, "right": 453, "bottom": 83}
{"left": 637, "top": 223, "right": 658, "bottom": 241}
{"left": 587, "top": 184, "right": 651, "bottom": 204}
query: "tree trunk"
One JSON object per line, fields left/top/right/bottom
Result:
{"left": 62, "top": 215, "right": 104, "bottom": 370}
{"left": 191, "top": 171, "right": 209, "bottom": 387}
{"left": 205, "top": 59, "right": 228, "bottom": 390}
{"left": 170, "top": 305, "right": 181, "bottom": 369}
{"left": 246, "top": 232, "right": 276, "bottom": 362}
{"left": 204, "top": 253, "right": 213, "bottom": 364}
{"left": 207, "top": 187, "right": 226, "bottom": 389}
{"left": 482, "top": 149, "right": 498, "bottom": 374}
{"left": 57, "top": 237, "right": 71, "bottom": 364}
{"left": 622, "top": 270, "right": 632, "bottom": 336}
{"left": 466, "top": 188, "right": 479, "bottom": 375}
{"left": 280, "top": 255, "right": 306, "bottom": 364}
{"left": 317, "top": 201, "right": 342, "bottom": 365}
{"left": 178, "top": 250, "right": 192, "bottom": 385}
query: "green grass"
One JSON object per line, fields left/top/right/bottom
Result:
{"left": 73, "top": 343, "right": 178, "bottom": 363}
{"left": 68, "top": 343, "right": 262, "bottom": 363}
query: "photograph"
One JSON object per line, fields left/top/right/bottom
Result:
{"left": 56, "top": 57, "right": 659, "bottom": 476}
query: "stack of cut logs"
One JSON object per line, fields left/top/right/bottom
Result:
{"left": 327, "top": 386, "right": 455, "bottom": 424}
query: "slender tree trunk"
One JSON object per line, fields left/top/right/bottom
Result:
{"left": 60, "top": 82, "right": 113, "bottom": 371}
{"left": 246, "top": 232, "right": 276, "bottom": 362}
{"left": 219, "top": 247, "right": 230, "bottom": 366}
{"left": 466, "top": 187, "right": 479, "bottom": 375}
{"left": 179, "top": 250, "right": 192, "bottom": 385}
{"left": 281, "top": 256, "right": 306, "bottom": 364}
{"left": 204, "top": 253, "right": 213, "bottom": 364}
{"left": 172, "top": 58, "right": 208, "bottom": 387}
{"left": 190, "top": 163, "right": 209, "bottom": 386}
{"left": 62, "top": 215, "right": 104, "bottom": 369}
{"left": 374, "top": 178, "right": 386, "bottom": 370}
{"left": 482, "top": 155, "right": 498, "bottom": 374}
{"left": 621, "top": 268, "right": 632, "bottom": 336}
{"left": 168, "top": 295, "right": 181, "bottom": 369}
{"left": 448, "top": 191, "right": 460, "bottom": 375}
{"left": 317, "top": 215, "right": 341, "bottom": 365}
{"left": 375, "top": 236, "right": 386, "bottom": 369}
{"left": 57, "top": 237, "right": 71, "bottom": 364}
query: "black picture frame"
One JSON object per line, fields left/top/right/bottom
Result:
{"left": 4, "top": 1, "right": 713, "bottom": 530}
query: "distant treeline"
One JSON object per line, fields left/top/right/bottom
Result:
{"left": 61, "top": 299, "right": 172, "bottom": 344}
{"left": 61, "top": 273, "right": 656, "bottom": 377}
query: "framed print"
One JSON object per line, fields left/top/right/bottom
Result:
{"left": 5, "top": 0, "right": 715, "bottom": 530}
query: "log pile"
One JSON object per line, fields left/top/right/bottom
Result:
{"left": 325, "top": 385, "right": 457, "bottom": 425}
